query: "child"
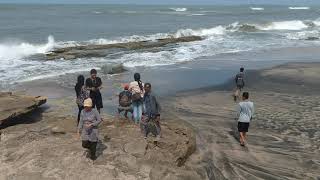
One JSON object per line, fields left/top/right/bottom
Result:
{"left": 118, "top": 84, "right": 133, "bottom": 119}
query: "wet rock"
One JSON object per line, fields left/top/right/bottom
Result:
{"left": 0, "top": 92, "right": 47, "bottom": 125}
{"left": 101, "top": 64, "right": 127, "bottom": 75}
{"left": 45, "top": 36, "right": 202, "bottom": 60}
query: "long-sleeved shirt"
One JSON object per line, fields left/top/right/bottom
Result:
{"left": 78, "top": 109, "right": 102, "bottom": 142}
{"left": 237, "top": 100, "right": 254, "bottom": 123}
{"left": 143, "top": 92, "right": 161, "bottom": 118}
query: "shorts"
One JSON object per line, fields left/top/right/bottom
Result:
{"left": 238, "top": 122, "right": 250, "bottom": 132}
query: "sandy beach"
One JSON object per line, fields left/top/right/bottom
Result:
{"left": 1, "top": 61, "right": 320, "bottom": 179}
{"left": 171, "top": 62, "right": 320, "bottom": 179}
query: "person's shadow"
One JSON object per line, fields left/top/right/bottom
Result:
{"left": 96, "top": 140, "right": 107, "bottom": 159}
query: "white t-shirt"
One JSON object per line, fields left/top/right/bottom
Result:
{"left": 237, "top": 100, "right": 254, "bottom": 123}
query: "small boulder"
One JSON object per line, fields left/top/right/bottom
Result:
{"left": 101, "top": 64, "right": 127, "bottom": 75}
{"left": 51, "top": 126, "right": 66, "bottom": 135}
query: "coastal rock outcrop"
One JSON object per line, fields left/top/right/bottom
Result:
{"left": 0, "top": 92, "right": 47, "bottom": 125}
{"left": 0, "top": 101, "right": 198, "bottom": 180}
{"left": 45, "top": 36, "right": 202, "bottom": 60}
{"left": 101, "top": 64, "right": 127, "bottom": 75}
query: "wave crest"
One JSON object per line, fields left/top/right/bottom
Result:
{"left": 289, "top": 7, "right": 310, "bottom": 10}
{"left": 0, "top": 36, "right": 55, "bottom": 61}
{"left": 169, "top": 8, "right": 187, "bottom": 12}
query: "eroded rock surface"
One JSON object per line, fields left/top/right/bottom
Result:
{"left": 0, "top": 92, "right": 47, "bottom": 125}
{"left": 0, "top": 101, "right": 198, "bottom": 180}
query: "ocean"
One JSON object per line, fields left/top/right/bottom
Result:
{"left": 1, "top": 4, "right": 320, "bottom": 89}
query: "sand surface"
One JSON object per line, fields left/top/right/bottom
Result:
{"left": 169, "top": 63, "right": 320, "bottom": 179}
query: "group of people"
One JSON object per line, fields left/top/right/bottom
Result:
{"left": 74, "top": 66, "right": 254, "bottom": 161}
{"left": 75, "top": 70, "right": 161, "bottom": 161}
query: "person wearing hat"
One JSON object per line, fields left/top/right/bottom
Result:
{"left": 77, "top": 98, "right": 102, "bottom": 160}
{"left": 118, "top": 83, "right": 133, "bottom": 119}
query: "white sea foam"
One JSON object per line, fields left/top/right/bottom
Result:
{"left": 289, "top": 7, "right": 310, "bottom": 10}
{"left": 170, "top": 8, "right": 187, "bottom": 12}
{"left": 0, "top": 35, "right": 55, "bottom": 61}
{"left": 258, "top": 20, "right": 309, "bottom": 31}
{"left": 174, "top": 26, "right": 226, "bottom": 37}
{"left": 286, "top": 30, "right": 320, "bottom": 40}
{"left": 189, "top": 13, "right": 205, "bottom": 16}
{"left": 250, "top": 7, "right": 264, "bottom": 11}
{"left": 92, "top": 11, "right": 103, "bottom": 14}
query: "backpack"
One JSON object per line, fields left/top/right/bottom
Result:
{"left": 132, "top": 93, "right": 142, "bottom": 102}
{"left": 236, "top": 73, "right": 245, "bottom": 88}
{"left": 119, "top": 91, "right": 131, "bottom": 107}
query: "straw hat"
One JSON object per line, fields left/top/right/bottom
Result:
{"left": 83, "top": 98, "right": 93, "bottom": 107}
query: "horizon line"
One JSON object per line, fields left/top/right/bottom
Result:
{"left": 0, "top": 2, "right": 318, "bottom": 6}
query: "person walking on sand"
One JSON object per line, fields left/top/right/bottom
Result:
{"left": 234, "top": 67, "right": 245, "bottom": 102}
{"left": 75, "top": 75, "right": 89, "bottom": 125}
{"left": 78, "top": 98, "right": 102, "bottom": 161}
{"left": 86, "top": 69, "right": 103, "bottom": 113}
{"left": 118, "top": 84, "right": 133, "bottom": 119}
{"left": 236, "top": 92, "right": 254, "bottom": 146}
{"left": 129, "top": 73, "right": 144, "bottom": 124}
{"left": 142, "top": 83, "right": 161, "bottom": 140}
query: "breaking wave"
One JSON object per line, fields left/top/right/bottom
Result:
{"left": 289, "top": 7, "right": 310, "bottom": 10}
{"left": 0, "top": 36, "right": 55, "bottom": 61}
{"left": 250, "top": 7, "right": 264, "bottom": 11}
{"left": 169, "top": 8, "right": 187, "bottom": 12}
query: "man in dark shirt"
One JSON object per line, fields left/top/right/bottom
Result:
{"left": 118, "top": 84, "right": 133, "bottom": 119}
{"left": 86, "top": 69, "right": 103, "bottom": 113}
{"left": 234, "top": 67, "right": 245, "bottom": 102}
{"left": 142, "top": 83, "right": 161, "bottom": 140}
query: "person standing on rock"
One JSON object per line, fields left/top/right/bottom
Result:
{"left": 75, "top": 75, "right": 89, "bottom": 125}
{"left": 142, "top": 83, "right": 161, "bottom": 139}
{"left": 118, "top": 83, "right": 133, "bottom": 119}
{"left": 78, "top": 98, "right": 102, "bottom": 161}
{"left": 86, "top": 69, "right": 103, "bottom": 113}
{"left": 234, "top": 67, "right": 245, "bottom": 102}
{"left": 236, "top": 92, "right": 254, "bottom": 146}
{"left": 129, "top": 73, "right": 144, "bottom": 124}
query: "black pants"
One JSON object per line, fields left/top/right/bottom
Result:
{"left": 77, "top": 105, "right": 84, "bottom": 125}
{"left": 82, "top": 141, "right": 97, "bottom": 160}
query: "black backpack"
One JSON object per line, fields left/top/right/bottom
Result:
{"left": 119, "top": 91, "right": 131, "bottom": 107}
{"left": 236, "top": 73, "right": 245, "bottom": 87}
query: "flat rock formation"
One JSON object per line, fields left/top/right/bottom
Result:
{"left": 0, "top": 92, "right": 47, "bottom": 125}
{"left": 46, "top": 36, "right": 202, "bottom": 60}
{"left": 0, "top": 98, "right": 198, "bottom": 180}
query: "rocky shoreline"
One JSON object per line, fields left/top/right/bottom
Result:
{"left": 0, "top": 91, "right": 198, "bottom": 179}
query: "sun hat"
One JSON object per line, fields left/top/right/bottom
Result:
{"left": 84, "top": 98, "right": 93, "bottom": 107}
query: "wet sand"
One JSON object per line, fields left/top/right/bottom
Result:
{"left": 170, "top": 62, "right": 320, "bottom": 179}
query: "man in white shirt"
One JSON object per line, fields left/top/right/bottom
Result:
{"left": 237, "top": 92, "right": 254, "bottom": 146}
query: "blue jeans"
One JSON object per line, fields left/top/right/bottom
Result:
{"left": 132, "top": 101, "right": 143, "bottom": 124}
